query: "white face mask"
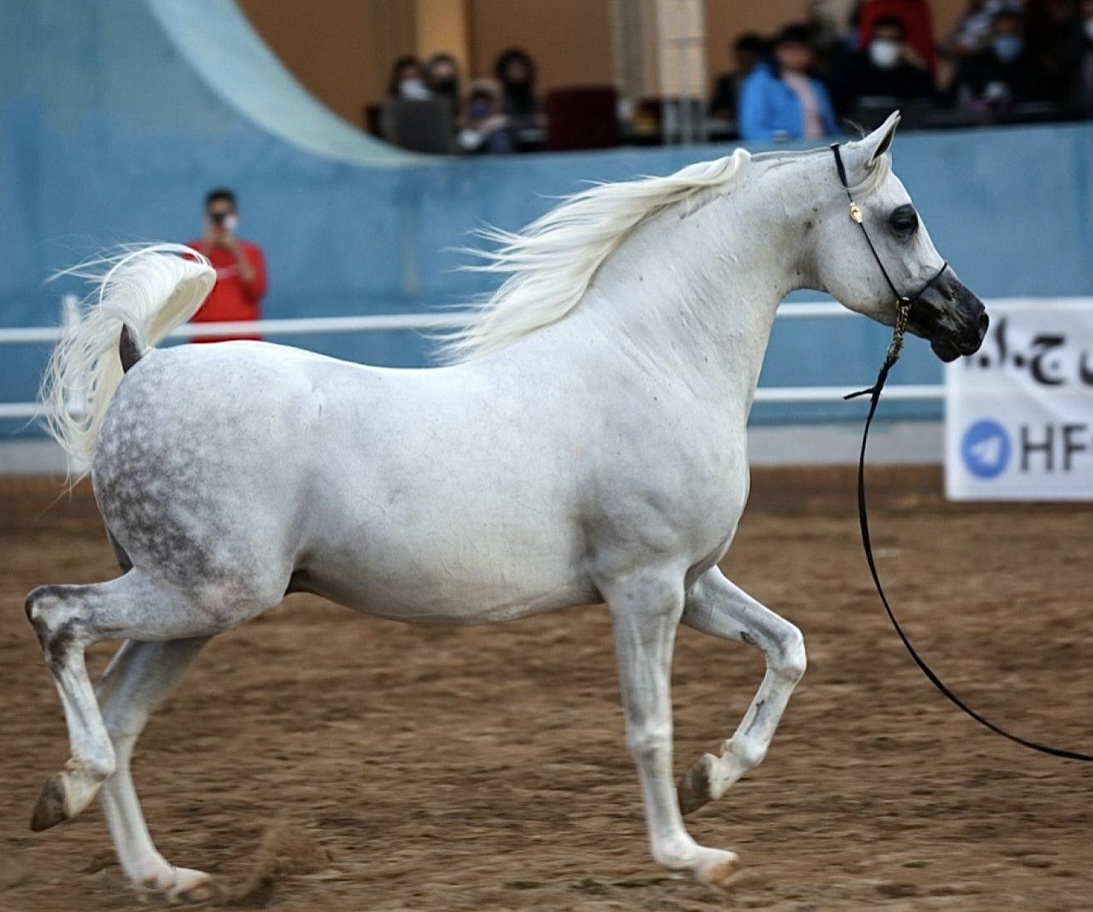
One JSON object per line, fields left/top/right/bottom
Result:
{"left": 869, "top": 39, "right": 901, "bottom": 69}
{"left": 399, "top": 78, "right": 430, "bottom": 100}
{"left": 207, "top": 213, "right": 238, "bottom": 233}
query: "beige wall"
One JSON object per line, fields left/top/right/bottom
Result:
{"left": 240, "top": 0, "right": 974, "bottom": 127}
{"left": 467, "top": 0, "right": 614, "bottom": 89}
{"left": 415, "top": 0, "right": 471, "bottom": 83}
{"left": 238, "top": 0, "right": 415, "bottom": 126}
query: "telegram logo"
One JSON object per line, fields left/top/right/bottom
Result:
{"left": 961, "top": 419, "right": 1010, "bottom": 479}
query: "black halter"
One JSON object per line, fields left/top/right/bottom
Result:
{"left": 834, "top": 142, "right": 1093, "bottom": 764}
{"left": 831, "top": 142, "right": 948, "bottom": 382}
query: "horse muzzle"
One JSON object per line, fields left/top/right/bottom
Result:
{"left": 908, "top": 271, "right": 989, "bottom": 363}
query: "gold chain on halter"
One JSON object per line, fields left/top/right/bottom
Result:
{"left": 885, "top": 297, "right": 911, "bottom": 367}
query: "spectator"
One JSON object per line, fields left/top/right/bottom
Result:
{"left": 188, "top": 189, "right": 267, "bottom": 343}
{"left": 858, "top": 0, "right": 938, "bottom": 73}
{"left": 457, "top": 80, "right": 515, "bottom": 155}
{"left": 424, "top": 52, "right": 462, "bottom": 122}
{"left": 824, "top": 2, "right": 867, "bottom": 88}
{"left": 808, "top": 0, "right": 845, "bottom": 62}
{"left": 494, "top": 48, "right": 542, "bottom": 130}
{"left": 709, "top": 32, "right": 766, "bottom": 121}
{"left": 1025, "top": 0, "right": 1080, "bottom": 105}
{"left": 842, "top": 1, "right": 867, "bottom": 52}
{"left": 831, "top": 15, "right": 935, "bottom": 117}
{"left": 947, "top": 9, "right": 1055, "bottom": 110}
{"left": 1071, "top": 0, "right": 1093, "bottom": 112}
{"left": 944, "top": 0, "right": 1020, "bottom": 58}
{"left": 739, "top": 25, "right": 839, "bottom": 142}
{"left": 388, "top": 54, "right": 430, "bottom": 100}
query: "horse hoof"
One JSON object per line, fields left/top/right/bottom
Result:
{"left": 30, "top": 774, "right": 69, "bottom": 831}
{"left": 168, "top": 869, "right": 220, "bottom": 905}
{"left": 677, "top": 753, "right": 717, "bottom": 815}
{"left": 693, "top": 851, "right": 741, "bottom": 888}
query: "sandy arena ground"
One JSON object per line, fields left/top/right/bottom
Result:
{"left": 1, "top": 468, "right": 1090, "bottom": 911}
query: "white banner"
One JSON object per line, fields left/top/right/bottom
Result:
{"left": 946, "top": 298, "right": 1093, "bottom": 501}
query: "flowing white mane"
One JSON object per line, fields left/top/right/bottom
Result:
{"left": 442, "top": 148, "right": 752, "bottom": 363}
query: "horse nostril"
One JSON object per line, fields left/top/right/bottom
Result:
{"left": 978, "top": 312, "right": 990, "bottom": 334}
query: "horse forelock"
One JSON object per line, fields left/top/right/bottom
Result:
{"left": 440, "top": 148, "right": 753, "bottom": 364}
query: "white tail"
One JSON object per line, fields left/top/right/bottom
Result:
{"left": 43, "top": 244, "right": 216, "bottom": 476}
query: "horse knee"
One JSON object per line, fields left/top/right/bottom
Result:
{"left": 626, "top": 722, "right": 672, "bottom": 761}
{"left": 774, "top": 623, "right": 806, "bottom": 684}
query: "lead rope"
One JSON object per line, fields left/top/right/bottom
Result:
{"left": 833, "top": 143, "right": 1093, "bottom": 763}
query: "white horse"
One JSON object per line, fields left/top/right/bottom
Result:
{"left": 27, "top": 114, "right": 986, "bottom": 902}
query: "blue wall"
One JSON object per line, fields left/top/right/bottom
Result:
{"left": 4, "top": 1, "right": 1093, "bottom": 438}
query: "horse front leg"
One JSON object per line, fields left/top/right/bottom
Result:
{"left": 602, "top": 570, "right": 740, "bottom": 886}
{"left": 676, "top": 566, "right": 806, "bottom": 815}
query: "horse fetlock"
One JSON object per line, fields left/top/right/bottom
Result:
{"left": 650, "top": 832, "right": 700, "bottom": 870}
{"left": 721, "top": 735, "right": 766, "bottom": 774}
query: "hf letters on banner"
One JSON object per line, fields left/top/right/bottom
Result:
{"left": 945, "top": 299, "right": 1093, "bottom": 501}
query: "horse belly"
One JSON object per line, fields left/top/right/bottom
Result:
{"left": 296, "top": 492, "right": 598, "bottom": 623}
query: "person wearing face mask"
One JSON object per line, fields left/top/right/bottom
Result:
{"left": 946, "top": 9, "right": 1055, "bottom": 111}
{"left": 424, "top": 52, "right": 462, "bottom": 123}
{"left": 188, "top": 189, "right": 267, "bottom": 343}
{"left": 388, "top": 55, "right": 431, "bottom": 102}
{"left": 857, "top": 0, "right": 938, "bottom": 74}
{"left": 457, "top": 80, "right": 515, "bottom": 155}
{"left": 495, "top": 48, "right": 543, "bottom": 131}
{"left": 830, "top": 15, "right": 936, "bottom": 119}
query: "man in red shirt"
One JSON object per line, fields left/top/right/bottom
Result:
{"left": 188, "top": 188, "right": 267, "bottom": 342}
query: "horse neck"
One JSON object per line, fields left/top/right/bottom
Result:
{"left": 575, "top": 159, "right": 816, "bottom": 413}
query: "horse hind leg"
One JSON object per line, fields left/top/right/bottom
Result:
{"left": 96, "top": 638, "right": 217, "bottom": 902}
{"left": 676, "top": 566, "right": 806, "bottom": 815}
{"left": 25, "top": 571, "right": 237, "bottom": 831}
{"left": 26, "top": 583, "right": 118, "bottom": 830}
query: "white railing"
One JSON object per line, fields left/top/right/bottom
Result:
{"left": 0, "top": 300, "right": 942, "bottom": 421}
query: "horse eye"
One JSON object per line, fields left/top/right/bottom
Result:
{"left": 889, "top": 205, "right": 919, "bottom": 235}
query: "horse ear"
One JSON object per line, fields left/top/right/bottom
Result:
{"left": 859, "top": 111, "right": 901, "bottom": 166}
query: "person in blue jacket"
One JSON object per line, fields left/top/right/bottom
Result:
{"left": 740, "top": 24, "right": 840, "bottom": 141}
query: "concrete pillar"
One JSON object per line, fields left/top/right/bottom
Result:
{"left": 610, "top": 0, "right": 707, "bottom": 143}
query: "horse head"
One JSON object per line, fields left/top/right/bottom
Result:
{"left": 812, "top": 112, "right": 988, "bottom": 362}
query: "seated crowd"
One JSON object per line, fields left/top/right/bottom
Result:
{"left": 377, "top": 0, "right": 1093, "bottom": 154}
{"left": 731, "top": 0, "right": 1092, "bottom": 142}
{"left": 383, "top": 47, "right": 544, "bottom": 154}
